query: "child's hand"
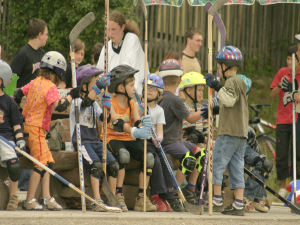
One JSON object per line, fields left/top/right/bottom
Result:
{"left": 141, "top": 115, "right": 152, "bottom": 129}
{"left": 101, "top": 93, "right": 111, "bottom": 110}
{"left": 131, "top": 127, "right": 151, "bottom": 139}
{"left": 281, "top": 77, "right": 298, "bottom": 92}
{"left": 204, "top": 73, "right": 222, "bottom": 91}
{"left": 68, "top": 87, "right": 80, "bottom": 99}
{"left": 200, "top": 97, "right": 219, "bottom": 119}
{"left": 96, "top": 72, "right": 111, "bottom": 90}
{"left": 283, "top": 91, "right": 296, "bottom": 106}
{"left": 16, "top": 138, "right": 26, "bottom": 151}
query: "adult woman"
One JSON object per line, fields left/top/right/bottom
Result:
{"left": 97, "top": 10, "right": 147, "bottom": 95}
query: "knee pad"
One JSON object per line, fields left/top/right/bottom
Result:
{"left": 118, "top": 148, "right": 130, "bottom": 168}
{"left": 107, "top": 161, "right": 119, "bottom": 178}
{"left": 33, "top": 167, "right": 46, "bottom": 177}
{"left": 179, "top": 152, "right": 196, "bottom": 175}
{"left": 195, "top": 148, "right": 206, "bottom": 173}
{"left": 6, "top": 158, "right": 21, "bottom": 182}
{"left": 145, "top": 152, "right": 155, "bottom": 176}
{"left": 90, "top": 161, "right": 103, "bottom": 179}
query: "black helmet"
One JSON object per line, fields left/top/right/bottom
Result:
{"left": 108, "top": 64, "right": 139, "bottom": 93}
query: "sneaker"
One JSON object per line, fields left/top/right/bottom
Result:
{"left": 244, "top": 198, "right": 255, "bottom": 213}
{"left": 116, "top": 193, "right": 128, "bottom": 212}
{"left": 43, "top": 197, "right": 63, "bottom": 211}
{"left": 91, "top": 199, "right": 108, "bottom": 212}
{"left": 212, "top": 200, "right": 224, "bottom": 212}
{"left": 134, "top": 195, "right": 157, "bottom": 212}
{"left": 23, "top": 198, "right": 43, "bottom": 210}
{"left": 278, "top": 188, "right": 288, "bottom": 198}
{"left": 6, "top": 195, "right": 19, "bottom": 211}
{"left": 182, "top": 187, "right": 198, "bottom": 205}
{"left": 162, "top": 199, "right": 173, "bottom": 212}
{"left": 221, "top": 204, "right": 245, "bottom": 216}
{"left": 253, "top": 200, "right": 269, "bottom": 213}
{"left": 150, "top": 195, "right": 168, "bottom": 212}
{"left": 167, "top": 197, "right": 185, "bottom": 212}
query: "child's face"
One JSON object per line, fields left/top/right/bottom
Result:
{"left": 88, "top": 76, "right": 98, "bottom": 92}
{"left": 109, "top": 20, "right": 125, "bottom": 44}
{"left": 125, "top": 80, "right": 136, "bottom": 98}
{"left": 196, "top": 85, "right": 205, "bottom": 101}
{"left": 147, "top": 85, "right": 159, "bottom": 101}
{"left": 74, "top": 49, "right": 85, "bottom": 66}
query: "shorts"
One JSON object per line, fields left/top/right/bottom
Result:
{"left": 81, "top": 142, "right": 116, "bottom": 165}
{"left": 213, "top": 135, "right": 246, "bottom": 189}
{"left": 162, "top": 141, "right": 197, "bottom": 159}
{"left": 24, "top": 125, "right": 54, "bottom": 169}
{"left": 0, "top": 140, "right": 17, "bottom": 167}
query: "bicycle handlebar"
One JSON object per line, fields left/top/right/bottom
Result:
{"left": 249, "top": 103, "right": 271, "bottom": 117}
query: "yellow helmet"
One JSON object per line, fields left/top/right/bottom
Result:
{"left": 179, "top": 72, "right": 206, "bottom": 90}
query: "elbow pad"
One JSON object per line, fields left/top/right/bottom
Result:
{"left": 55, "top": 98, "right": 70, "bottom": 112}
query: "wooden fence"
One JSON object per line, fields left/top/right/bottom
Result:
{"left": 135, "top": 1, "right": 300, "bottom": 73}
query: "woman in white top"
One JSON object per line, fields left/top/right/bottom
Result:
{"left": 97, "top": 10, "right": 147, "bottom": 95}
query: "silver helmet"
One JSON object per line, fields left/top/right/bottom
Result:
{"left": 0, "top": 59, "right": 12, "bottom": 88}
{"left": 40, "top": 51, "right": 67, "bottom": 80}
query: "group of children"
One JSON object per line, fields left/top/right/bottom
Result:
{"left": 0, "top": 44, "right": 266, "bottom": 216}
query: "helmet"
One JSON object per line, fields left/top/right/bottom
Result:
{"left": 40, "top": 51, "right": 67, "bottom": 80}
{"left": 142, "top": 73, "right": 164, "bottom": 89}
{"left": 179, "top": 72, "right": 206, "bottom": 90}
{"left": 158, "top": 59, "right": 183, "bottom": 78}
{"left": 215, "top": 46, "right": 243, "bottom": 67}
{"left": 76, "top": 64, "right": 103, "bottom": 86}
{"left": 0, "top": 60, "right": 12, "bottom": 88}
{"left": 108, "top": 64, "right": 139, "bottom": 93}
{"left": 296, "top": 34, "right": 300, "bottom": 42}
{"left": 237, "top": 74, "right": 252, "bottom": 95}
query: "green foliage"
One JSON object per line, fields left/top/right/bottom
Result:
{"left": 0, "top": 0, "right": 135, "bottom": 64}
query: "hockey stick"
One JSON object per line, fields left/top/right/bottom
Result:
{"left": 292, "top": 51, "right": 297, "bottom": 203}
{"left": 69, "top": 12, "right": 95, "bottom": 212}
{"left": 244, "top": 167, "right": 300, "bottom": 215}
{"left": 139, "top": 0, "right": 148, "bottom": 212}
{"left": 205, "top": 0, "right": 227, "bottom": 216}
{"left": 134, "top": 92, "right": 200, "bottom": 214}
{"left": 0, "top": 136, "right": 121, "bottom": 212}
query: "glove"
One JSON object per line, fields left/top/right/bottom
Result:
{"left": 247, "top": 128, "right": 257, "bottom": 149}
{"left": 96, "top": 72, "right": 111, "bottom": 90}
{"left": 16, "top": 138, "right": 26, "bottom": 151}
{"left": 141, "top": 115, "right": 152, "bottom": 129}
{"left": 281, "top": 77, "right": 298, "bottom": 92}
{"left": 101, "top": 93, "right": 111, "bottom": 110}
{"left": 200, "top": 97, "right": 219, "bottom": 119}
{"left": 152, "top": 133, "right": 163, "bottom": 147}
{"left": 283, "top": 91, "right": 296, "bottom": 106}
{"left": 204, "top": 73, "right": 222, "bottom": 91}
{"left": 187, "top": 129, "right": 205, "bottom": 144}
{"left": 68, "top": 87, "right": 80, "bottom": 99}
{"left": 131, "top": 127, "right": 150, "bottom": 139}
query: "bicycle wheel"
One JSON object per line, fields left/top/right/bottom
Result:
{"left": 256, "top": 135, "right": 278, "bottom": 191}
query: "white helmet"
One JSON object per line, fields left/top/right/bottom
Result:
{"left": 296, "top": 34, "right": 300, "bottom": 41}
{"left": 0, "top": 59, "right": 12, "bottom": 88}
{"left": 40, "top": 51, "right": 67, "bottom": 80}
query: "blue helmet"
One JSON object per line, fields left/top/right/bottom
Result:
{"left": 215, "top": 46, "right": 243, "bottom": 67}
{"left": 142, "top": 73, "right": 164, "bottom": 89}
{"left": 237, "top": 74, "right": 252, "bottom": 95}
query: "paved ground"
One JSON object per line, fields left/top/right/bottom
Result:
{"left": 1, "top": 205, "right": 300, "bottom": 225}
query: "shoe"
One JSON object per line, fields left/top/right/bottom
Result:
{"left": 244, "top": 198, "right": 255, "bottom": 213}
{"left": 212, "top": 199, "right": 224, "bottom": 212}
{"left": 116, "top": 193, "right": 128, "bottom": 212}
{"left": 23, "top": 198, "right": 43, "bottom": 210}
{"left": 182, "top": 187, "right": 198, "bottom": 205}
{"left": 6, "top": 195, "right": 19, "bottom": 211}
{"left": 43, "top": 197, "right": 63, "bottom": 211}
{"left": 221, "top": 204, "right": 245, "bottom": 216}
{"left": 91, "top": 199, "right": 109, "bottom": 212}
{"left": 162, "top": 198, "right": 173, "bottom": 212}
{"left": 134, "top": 195, "right": 157, "bottom": 212}
{"left": 253, "top": 200, "right": 269, "bottom": 213}
{"left": 167, "top": 197, "right": 185, "bottom": 212}
{"left": 150, "top": 195, "right": 168, "bottom": 212}
{"left": 278, "top": 188, "right": 288, "bottom": 198}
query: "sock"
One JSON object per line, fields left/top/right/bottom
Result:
{"left": 213, "top": 195, "right": 223, "bottom": 205}
{"left": 187, "top": 183, "right": 196, "bottom": 192}
{"left": 233, "top": 199, "right": 244, "bottom": 209}
{"left": 138, "top": 188, "right": 144, "bottom": 197}
{"left": 116, "top": 187, "right": 123, "bottom": 194}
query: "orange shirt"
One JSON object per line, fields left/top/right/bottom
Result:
{"left": 106, "top": 96, "right": 135, "bottom": 142}
{"left": 22, "top": 76, "right": 60, "bottom": 131}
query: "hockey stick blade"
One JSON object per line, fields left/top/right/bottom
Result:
{"left": 69, "top": 12, "right": 95, "bottom": 48}
{"left": 101, "top": 174, "right": 120, "bottom": 207}
{"left": 244, "top": 167, "right": 300, "bottom": 215}
{"left": 139, "top": 0, "right": 148, "bottom": 19}
{"left": 208, "top": 0, "right": 227, "bottom": 16}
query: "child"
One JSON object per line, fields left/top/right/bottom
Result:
{"left": 105, "top": 64, "right": 156, "bottom": 212}
{"left": 179, "top": 71, "right": 207, "bottom": 145}
{"left": 158, "top": 59, "right": 206, "bottom": 210}
{"left": 204, "top": 46, "right": 248, "bottom": 216}
{"left": 141, "top": 73, "right": 173, "bottom": 212}
{"left": 0, "top": 60, "right": 24, "bottom": 210}
{"left": 14, "top": 51, "right": 79, "bottom": 210}
{"left": 69, "top": 64, "right": 119, "bottom": 211}
{"left": 270, "top": 45, "right": 300, "bottom": 197}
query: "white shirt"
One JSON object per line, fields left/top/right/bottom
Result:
{"left": 97, "top": 32, "right": 149, "bottom": 95}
